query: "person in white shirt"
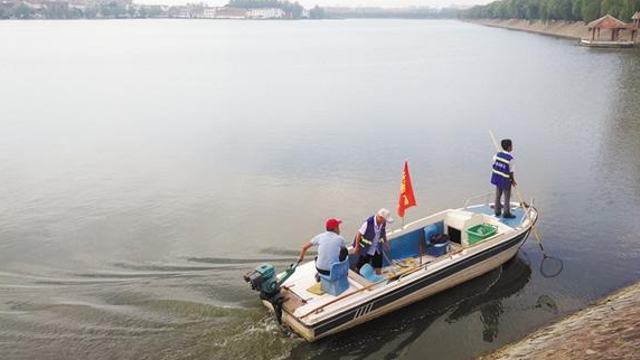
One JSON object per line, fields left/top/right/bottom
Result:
{"left": 298, "top": 218, "right": 347, "bottom": 281}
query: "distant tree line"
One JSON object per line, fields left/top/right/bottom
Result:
{"left": 308, "top": 5, "right": 323, "bottom": 18}
{"left": 0, "top": 1, "right": 164, "bottom": 20}
{"left": 227, "top": 0, "right": 305, "bottom": 18}
{"left": 321, "top": 7, "right": 460, "bottom": 19}
{"left": 463, "top": 0, "right": 640, "bottom": 22}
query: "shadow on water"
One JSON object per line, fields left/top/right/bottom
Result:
{"left": 288, "top": 254, "right": 552, "bottom": 360}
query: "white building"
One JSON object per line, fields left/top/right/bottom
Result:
{"left": 214, "top": 7, "right": 247, "bottom": 19}
{"left": 203, "top": 7, "right": 218, "bottom": 19}
{"left": 246, "top": 8, "right": 285, "bottom": 19}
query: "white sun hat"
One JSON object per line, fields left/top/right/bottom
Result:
{"left": 377, "top": 208, "right": 394, "bottom": 223}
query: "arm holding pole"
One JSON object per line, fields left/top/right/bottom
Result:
{"left": 297, "top": 242, "right": 313, "bottom": 263}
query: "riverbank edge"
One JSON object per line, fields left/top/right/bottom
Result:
{"left": 476, "top": 280, "right": 640, "bottom": 360}
{"left": 466, "top": 19, "right": 591, "bottom": 40}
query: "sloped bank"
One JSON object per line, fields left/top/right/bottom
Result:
{"left": 476, "top": 281, "right": 640, "bottom": 360}
{"left": 466, "top": 19, "right": 594, "bottom": 40}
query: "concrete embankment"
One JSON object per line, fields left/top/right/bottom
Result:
{"left": 467, "top": 19, "right": 635, "bottom": 41}
{"left": 477, "top": 281, "right": 640, "bottom": 360}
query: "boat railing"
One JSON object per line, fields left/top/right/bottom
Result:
{"left": 463, "top": 192, "right": 493, "bottom": 209}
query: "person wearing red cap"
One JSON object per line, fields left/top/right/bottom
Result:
{"left": 297, "top": 218, "right": 348, "bottom": 281}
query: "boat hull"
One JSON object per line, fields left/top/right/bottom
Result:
{"left": 278, "top": 228, "right": 530, "bottom": 341}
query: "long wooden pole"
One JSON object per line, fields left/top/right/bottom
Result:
{"left": 381, "top": 251, "right": 397, "bottom": 275}
{"left": 489, "top": 130, "right": 544, "bottom": 249}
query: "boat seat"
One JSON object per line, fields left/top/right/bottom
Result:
{"left": 359, "top": 263, "right": 384, "bottom": 283}
{"left": 423, "top": 222, "right": 444, "bottom": 246}
{"left": 319, "top": 258, "right": 349, "bottom": 296}
{"left": 348, "top": 270, "right": 372, "bottom": 287}
{"left": 384, "top": 221, "right": 444, "bottom": 266}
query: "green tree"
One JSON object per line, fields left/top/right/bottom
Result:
{"left": 147, "top": 6, "right": 162, "bottom": 17}
{"left": 0, "top": 6, "right": 10, "bottom": 19}
{"left": 12, "top": 3, "right": 31, "bottom": 19}
{"left": 578, "top": 0, "right": 600, "bottom": 21}
{"left": 461, "top": 0, "right": 640, "bottom": 21}
{"left": 45, "top": 2, "right": 70, "bottom": 19}
{"left": 619, "top": 0, "right": 639, "bottom": 20}
{"left": 309, "top": 5, "right": 324, "bottom": 18}
{"left": 601, "top": 0, "right": 624, "bottom": 18}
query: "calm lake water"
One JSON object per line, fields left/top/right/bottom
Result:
{"left": 1, "top": 19, "right": 640, "bottom": 360}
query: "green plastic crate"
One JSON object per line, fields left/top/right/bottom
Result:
{"left": 466, "top": 223, "right": 498, "bottom": 245}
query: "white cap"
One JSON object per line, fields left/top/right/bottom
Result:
{"left": 377, "top": 208, "right": 394, "bottom": 223}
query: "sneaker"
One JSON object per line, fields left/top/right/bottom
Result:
{"left": 494, "top": 211, "right": 501, "bottom": 217}
{"left": 503, "top": 213, "right": 516, "bottom": 219}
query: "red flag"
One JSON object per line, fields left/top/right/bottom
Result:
{"left": 398, "top": 161, "right": 417, "bottom": 218}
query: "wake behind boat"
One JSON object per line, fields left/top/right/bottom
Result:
{"left": 244, "top": 197, "right": 538, "bottom": 341}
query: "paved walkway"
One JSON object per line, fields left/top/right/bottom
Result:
{"left": 478, "top": 282, "right": 640, "bottom": 360}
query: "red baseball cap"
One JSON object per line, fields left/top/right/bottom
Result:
{"left": 325, "top": 218, "right": 342, "bottom": 231}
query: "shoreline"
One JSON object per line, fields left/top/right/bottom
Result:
{"left": 466, "top": 19, "right": 590, "bottom": 40}
{"left": 476, "top": 280, "right": 640, "bottom": 360}
{"left": 467, "top": 18, "right": 638, "bottom": 43}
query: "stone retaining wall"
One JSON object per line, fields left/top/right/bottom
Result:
{"left": 477, "top": 281, "right": 640, "bottom": 360}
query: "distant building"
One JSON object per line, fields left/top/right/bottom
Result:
{"left": 68, "top": 1, "right": 86, "bottom": 11}
{"left": 246, "top": 8, "right": 284, "bottom": 19}
{"left": 23, "top": 1, "right": 44, "bottom": 10}
{"left": 176, "top": 6, "right": 190, "bottom": 18}
{"left": 215, "top": 7, "right": 246, "bottom": 19}
{"left": 203, "top": 7, "right": 218, "bottom": 19}
{"left": 159, "top": 5, "right": 170, "bottom": 17}
{"left": 581, "top": 14, "right": 637, "bottom": 47}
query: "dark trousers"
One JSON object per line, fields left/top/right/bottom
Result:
{"left": 495, "top": 183, "right": 512, "bottom": 216}
{"left": 356, "top": 252, "right": 383, "bottom": 270}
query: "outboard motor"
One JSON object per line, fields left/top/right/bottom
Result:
{"left": 244, "top": 263, "right": 298, "bottom": 323}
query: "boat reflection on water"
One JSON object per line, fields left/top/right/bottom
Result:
{"left": 293, "top": 254, "right": 556, "bottom": 360}
{"left": 446, "top": 253, "right": 538, "bottom": 343}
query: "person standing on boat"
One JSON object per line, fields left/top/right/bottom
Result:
{"left": 491, "top": 139, "right": 517, "bottom": 219}
{"left": 297, "top": 218, "right": 348, "bottom": 282}
{"left": 354, "top": 208, "right": 394, "bottom": 275}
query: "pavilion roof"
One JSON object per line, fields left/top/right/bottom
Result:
{"left": 587, "top": 14, "right": 630, "bottom": 29}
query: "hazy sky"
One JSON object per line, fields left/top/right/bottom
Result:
{"left": 135, "top": 0, "right": 493, "bottom": 9}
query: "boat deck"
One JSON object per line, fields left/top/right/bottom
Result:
{"left": 278, "top": 203, "right": 532, "bottom": 325}
{"left": 465, "top": 203, "right": 527, "bottom": 228}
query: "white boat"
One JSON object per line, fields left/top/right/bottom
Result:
{"left": 244, "top": 197, "right": 538, "bottom": 342}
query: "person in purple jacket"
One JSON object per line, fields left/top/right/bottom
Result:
{"left": 491, "top": 139, "right": 517, "bottom": 219}
{"left": 353, "top": 208, "right": 394, "bottom": 275}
